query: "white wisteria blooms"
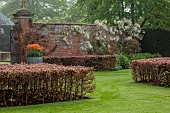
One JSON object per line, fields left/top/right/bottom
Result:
{"left": 94, "top": 20, "right": 100, "bottom": 25}
{"left": 115, "top": 18, "right": 144, "bottom": 53}
{"left": 62, "top": 36, "right": 72, "bottom": 47}
{"left": 125, "top": 36, "right": 132, "bottom": 41}
{"left": 63, "top": 36, "right": 67, "bottom": 42}
{"left": 95, "top": 18, "right": 144, "bottom": 42}
{"left": 107, "top": 44, "right": 111, "bottom": 49}
{"left": 72, "top": 25, "right": 93, "bottom": 51}
{"left": 68, "top": 18, "right": 144, "bottom": 53}
{"left": 95, "top": 36, "right": 100, "bottom": 40}
{"left": 84, "top": 33, "right": 90, "bottom": 40}
{"left": 113, "top": 36, "right": 120, "bottom": 42}
{"left": 85, "top": 41, "right": 93, "bottom": 49}
{"left": 80, "top": 41, "right": 93, "bottom": 51}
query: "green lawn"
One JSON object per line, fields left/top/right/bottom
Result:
{"left": 0, "top": 70, "right": 170, "bottom": 113}
{"left": 0, "top": 62, "right": 10, "bottom": 64}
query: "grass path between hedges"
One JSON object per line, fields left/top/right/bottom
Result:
{"left": 1, "top": 70, "right": 170, "bottom": 113}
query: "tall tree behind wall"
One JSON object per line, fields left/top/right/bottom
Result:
{"left": 0, "top": 0, "right": 70, "bottom": 23}
{"left": 64, "top": 0, "right": 87, "bottom": 23}
{"left": 76, "top": 0, "right": 170, "bottom": 30}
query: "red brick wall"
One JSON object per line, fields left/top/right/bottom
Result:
{"left": 13, "top": 18, "right": 33, "bottom": 63}
{"left": 31, "top": 23, "right": 98, "bottom": 57}
{"left": 13, "top": 21, "right": 115, "bottom": 62}
{"left": 12, "top": 6, "right": 117, "bottom": 63}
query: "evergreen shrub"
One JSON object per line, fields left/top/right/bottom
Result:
{"left": 117, "top": 54, "right": 130, "bottom": 69}
{"left": 141, "top": 29, "right": 170, "bottom": 57}
{"left": 128, "top": 53, "right": 161, "bottom": 61}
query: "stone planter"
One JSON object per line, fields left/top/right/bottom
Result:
{"left": 27, "top": 57, "right": 43, "bottom": 64}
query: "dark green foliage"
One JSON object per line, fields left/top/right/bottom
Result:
{"left": 131, "top": 58, "right": 170, "bottom": 86}
{"left": 77, "top": 0, "right": 170, "bottom": 30}
{"left": 116, "top": 53, "right": 161, "bottom": 70}
{"left": 141, "top": 29, "right": 170, "bottom": 57}
{"left": 0, "top": 0, "right": 70, "bottom": 23}
{"left": 0, "top": 63, "right": 95, "bottom": 107}
{"left": 44, "top": 55, "right": 117, "bottom": 71}
{"left": 117, "top": 54, "right": 130, "bottom": 69}
{"left": 127, "top": 53, "right": 161, "bottom": 61}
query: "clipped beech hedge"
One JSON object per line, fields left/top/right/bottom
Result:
{"left": 131, "top": 58, "right": 170, "bottom": 86}
{"left": 0, "top": 63, "right": 95, "bottom": 107}
{"left": 44, "top": 55, "right": 116, "bottom": 71}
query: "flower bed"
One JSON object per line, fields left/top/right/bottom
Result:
{"left": 44, "top": 55, "right": 116, "bottom": 71}
{"left": 0, "top": 63, "right": 95, "bottom": 107}
{"left": 131, "top": 58, "right": 170, "bottom": 86}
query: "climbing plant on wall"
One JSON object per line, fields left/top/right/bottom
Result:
{"left": 69, "top": 18, "right": 144, "bottom": 55}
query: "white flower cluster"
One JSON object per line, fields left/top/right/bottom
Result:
{"left": 67, "top": 18, "right": 144, "bottom": 53}
{"left": 94, "top": 20, "right": 115, "bottom": 50}
{"left": 62, "top": 36, "right": 72, "bottom": 46}
{"left": 94, "top": 30, "right": 111, "bottom": 50}
{"left": 73, "top": 25, "right": 93, "bottom": 51}
{"left": 72, "top": 24, "right": 110, "bottom": 51}
{"left": 94, "top": 20, "right": 108, "bottom": 31}
{"left": 95, "top": 18, "right": 144, "bottom": 42}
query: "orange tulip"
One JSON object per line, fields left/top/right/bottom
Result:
{"left": 26, "top": 44, "right": 44, "bottom": 51}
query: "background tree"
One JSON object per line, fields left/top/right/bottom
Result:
{"left": 77, "top": 0, "right": 170, "bottom": 30}
{"left": 1, "top": 0, "right": 170, "bottom": 30}
{"left": 64, "top": 0, "right": 87, "bottom": 23}
{"left": 0, "top": 0, "right": 70, "bottom": 22}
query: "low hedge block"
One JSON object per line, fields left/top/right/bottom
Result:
{"left": 44, "top": 55, "right": 116, "bottom": 71}
{"left": 0, "top": 63, "right": 95, "bottom": 107}
{"left": 131, "top": 58, "right": 170, "bottom": 86}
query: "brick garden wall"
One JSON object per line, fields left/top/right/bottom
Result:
{"left": 26, "top": 23, "right": 114, "bottom": 57}
{"left": 11, "top": 4, "right": 117, "bottom": 63}
{"left": 32, "top": 23, "right": 96, "bottom": 56}
{"left": 12, "top": 10, "right": 115, "bottom": 62}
